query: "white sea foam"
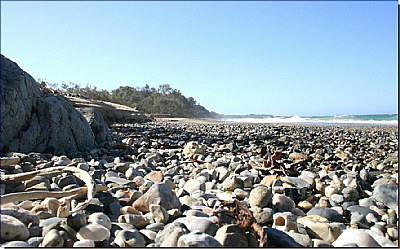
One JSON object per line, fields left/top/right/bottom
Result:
{"left": 221, "top": 116, "right": 398, "bottom": 126}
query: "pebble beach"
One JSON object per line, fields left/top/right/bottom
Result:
{"left": 1, "top": 120, "right": 398, "bottom": 247}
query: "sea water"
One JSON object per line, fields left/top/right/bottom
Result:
{"left": 221, "top": 114, "right": 398, "bottom": 126}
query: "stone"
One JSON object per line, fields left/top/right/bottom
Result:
{"left": 0, "top": 214, "right": 30, "bottom": 241}
{"left": 373, "top": 183, "right": 398, "bottom": 209}
{"left": 221, "top": 175, "right": 243, "bottom": 191}
{"left": 248, "top": 185, "right": 272, "bottom": 208}
{"left": 177, "top": 231, "right": 222, "bottom": 247}
{"left": 41, "top": 229, "right": 64, "bottom": 247}
{"left": 149, "top": 204, "right": 169, "bottom": 224}
{"left": 297, "top": 200, "right": 314, "bottom": 212}
{"left": 87, "top": 212, "right": 112, "bottom": 231}
{"left": 342, "top": 187, "right": 359, "bottom": 202}
{"left": 183, "top": 141, "right": 207, "bottom": 158}
{"left": 215, "top": 224, "right": 248, "bottom": 247}
{"left": 280, "top": 176, "right": 311, "bottom": 189}
{"left": 114, "top": 229, "right": 146, "bottom": 247}
{"left": 1, "top": 241, "right": 32, "bottom": 247}
{"left": 330, "top": 194, "right": 344, "bottom": 204}
{"left": 77, "top": 223, "right": 110, "bottom": 241}
{"left": 146, "top": 223, "right": 165, "bottom": 232}
{"left": 252, "top": 207, "right": 274, "bottom": 224}
{"left": 118, "top": 214, "right": 151, "bottom": 229}
{"left": 265, "top": 227, "right": 302, "bottom": 247}
{"left": 132, "top": 183, "right": 181, "bottom": 212}
{"left": 186, "top": 217, "right": 219, "bottom": 236}
{"left": 73, "top": 239, "right": 95, "bottom": 247}
{"left": 67, "top": 212, "right": 87, "bottom": 231}
{"left": 272, "top": 212, "right": 298, "bottom": 232}
{"left": 297, "top": 216, "right": 344, "bottom": 243}
{"left": 27, "top": 237, "right": 43, "bottom": 247}
{"left": 233, "top": 188, "right": 249, "bottom": 199}
{"left": 286, "top": 231, "right": 312, "bottom": 247}
{"left": 307, "top": 206, "right": 343, "bottom": 222}
{"left": 332, "top": 229, "right": 381, "bottom": 247}
{"left": 273, "top": 194, "right": 295, "bottom": 212}
{"left": 155, "top": 222, "right": 190, "bottom": 246}
{"left": 79, "top": 107, "right": 111, "bottom": 145}
{"left": 183, "top": 179, "right": 205, "bottom": 195}
{"left": 1, "top": 55, "right": 98, "bottom": 154}
{"left": 145, "top": 171, "right": 164, "bottom": 183}
{"left": 324, "top": 185, "right": 339, "bottom": 198}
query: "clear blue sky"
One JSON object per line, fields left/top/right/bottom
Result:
{"left": 1, "top": 1, "right": 397, "bottom": 116}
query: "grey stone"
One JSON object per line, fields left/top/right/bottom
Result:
{"left": 307, "top": 207, "right": 343, "bottom": 222}
{"left": 133, "top": 183, "right": 181, "bottom": 212}
{"left": 67, "top": 212, "right": 87, "bottom": 231}
{"left": 114, "top": 229, "right": 146, "bottom": 247}
{"left": 1, "top": 241, "right": 32, "bottom": 247}
{"left": 155, "top": 222, "right": 190, "bottom": 246}
{"left": 186, "top": 217, "right": 219, "bottom": 236}
{"left": 281, "top": 176, "right": 311, "bottom": 189}
{"left": 373, "top": 184, "right": 398, "bottom": 209}
{"left": 79, "top": 107, "right": 111, "bottom": 145}
{"left": 0, "top": 214, "right": 30, "bottom": 241}
{"left": 215, "top": 224, "right": 248, "bottom": 247}
{"left": 1, "top": 55, "right": 97, "bottom": 154}
{"left": 249, "top": 185, "right": 272, "bottom": 208}
{"left": 41, "top": 229, "right": 64, "bottom": 247}
{"left": 177, "top": 231, "right": 222, "bottom": 247}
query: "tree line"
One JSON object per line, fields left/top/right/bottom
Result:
{"left": 38, "top": 80, "right": 215, "bottom": 118}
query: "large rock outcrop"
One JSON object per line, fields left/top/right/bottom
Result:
{"left": 1, "top": 55, "right": 98, "bottom": 155}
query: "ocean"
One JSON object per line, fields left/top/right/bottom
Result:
{"left": 221, "top": 114, "right": 398, "bottom": 126}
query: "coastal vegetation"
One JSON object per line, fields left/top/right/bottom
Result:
{"left": 38, "top": 80, "right": 216, "bottom": 118}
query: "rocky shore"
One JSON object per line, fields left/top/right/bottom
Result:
{"left": 1, "top": 121, "right": 398, "bottom": 247}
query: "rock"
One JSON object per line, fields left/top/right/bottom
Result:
{"left": 280, "top": 176, "right": 311, "bottom": 189}
{"left": 297, "top": 200, "right": 314, "bottom": 212}
{"left": 286, "top": 231, "right": 312, "bottom": 247}
{"left": 88, "top": 212, "right": 112, "bottom": 231}
{"left": 307, "top": 206, "right": 343, "bottom": 222}
{"left": 149, "top": 204, "right": 169, "bottom": 224}
{"left": 1, "top": 55, "right": 97, "bottom": 154}
{"left": 183, "top": 179, "right": 205, "bottom": 195}
{"left": 155, "top": 222, "right": 190, "bottom": 246}
{"left": 41, "top": 229, "right": 65, "bottom": 247}
{"left": 214, "top": 224, "right": 248, "bottom": 247}
{"left": 114, "top": 229, "right": 146, "bottom": 247}
{"left": 272, "top": 212, "right": 297, "bottom": 232}
{"left": 67, "top": 212, "right": 87, "bottom": 231}
{"left": 248, "top": 185, "right": 272, "bottom": 208}
{"left": 363, "top": 229, "right": 397, "bottom": 247}
{"left": 177, "top": 231, "right": 222, "bottom": 247}
{"left": 146, "top": 223, "right": 165, "bottom": 233}
{"left": 145, "top": 171, "right": 164, "bottom": 183}
{"left": 186, "top": 217, "right": 219, "bottom": 236}
{"left": 27, "top": 237, "right": 43, "bottom": 247}
{"left": 73, "top": 239, "right": 95, "bottom": 247}
{"left": 342, "top": 187, "right": 359, "bottom": 202}
{"left": 118, "top": 214, "right": 150, "bottom": 229}
{"left": 273, "top": 194, "right": 295, "bottom": 212}
{"left": 79, "top": 107, "right": 111, "bottom": 145}
{"left": 324, "top": 185, "right": 339, "bottom": 198}
{"left": 221, "top": 175, "right": 243, "bottom": 191}
{"left": 252, "top": 207, "right": 274, "bottom": 224}
{"left": 132, "top": 183, "right": 181, "bottom": 212}
{"left": 332, "top": 229, "right": 381, "bottom": 247}
{"left": 0, "top": 214, "right": 30, "bottom": 241}
{"left": 330, "top": 194, "right": 344, "bottom": 204}
{"left": 265, "top": 227, "right": 302, "bottom": 247}
{"left": 373, "top": 184, "right": 398, "bottom": 209}
{"left": 183, "top": 141, "right": 207, "bottom": 158}
{"left": 297, "top": 216, "right": 345, "bottom": 243}
{"left": 1, "top": 241, "right": 32, "bottom": 247}
{"left": 233, "top": 188, "right": 249, "bottom": 199}
{"left": 77, "top": 223, "right": 110, "bottom": 241}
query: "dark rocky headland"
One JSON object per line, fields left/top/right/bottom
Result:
{"left": 1, "top": 55, "right": 398, "bottom": 247}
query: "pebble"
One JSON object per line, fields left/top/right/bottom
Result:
{"left": 77, "top": 223, "right": 110, "bottom": 241}
{"left": 0, "top": 214, "right": 30, "bottom": 241}
{"left": 41, "top": 229, "right": 64, "bottom": 247}
{"left": 2, "top": 121, "right": 398, "bottom": 247}
{"left": 114, "top": 229, "right": 146, "bottom": 247}
{"left": 307, "top": 206, "right": 343, "bottom": 222}
{"left": 248, "top": 185, "right": 272, "bottom": 208}
{"left": 87, "top": 212, "right": 112, "bottom": 231}
{"left": 332, "top": 229, "right": 381, "bottom": 247}
{"left": 177, "top": 231, "right": 222, "bottom": 247}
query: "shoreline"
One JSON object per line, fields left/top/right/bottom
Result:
{"left": 155, "top": 117, "right": 398, "bottom": 130}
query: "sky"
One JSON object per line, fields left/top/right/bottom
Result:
{"left": 1, "top": 1, "right": 397, "bottom": 116}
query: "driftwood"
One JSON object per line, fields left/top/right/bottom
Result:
{"left": 215, "top": 199, "right": 268, "bottom": 247}
{"left": 1, "top": 165, "right": 97, "bottom": 212}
